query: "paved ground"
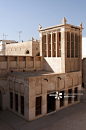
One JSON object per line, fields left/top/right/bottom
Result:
{"left": 0, "top": 102, "right": 86, "bottom": 130}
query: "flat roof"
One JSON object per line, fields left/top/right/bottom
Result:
{"left": 8, "top": 71, "right": 60, "bottom": 78}
{"left": 0, "top": 40, "right": 15, "bottom": 42}
{"left": 38, "top": 23, "right": 81, "bottom": 31}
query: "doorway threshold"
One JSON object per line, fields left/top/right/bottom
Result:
{"left": 46, "top": 110, "right": 56, "bottom": 116}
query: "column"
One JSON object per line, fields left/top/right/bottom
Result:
{"left": 41, "top": 56, "right": 43, "bottom": 70}
{"left": 46, "top": 33, "right": 48, "bottom": 57}
{"left": 64, "top": 90, "right": 68, "bottom": 106}
{"left": 51, "top": 32, "right": 52, "bottom": 57}
{"left": 7, "top": 56, "right": 9, "bottom": 71}
{"left": 24, "top": 85, "right": 29, "bottom": 120}
{"left": 79, "top": 30, "right": 82, "bottom": 71}
{"left": 64, "top": 80, "right": 68, "bottom": 106}
{"left": 56, "top": 78, "right": 60, "bottom": 110}
{"left": 61, "top": 27, "right": 65, "bottom": 73}
{"left": 65, "top": 30, "right": 67, "bottom": 73}
{"left": 70, "top": 32, "right": 71, "bottom": 58}
{"left": 78, "top": 85, "right": 81, "bottom": 102}
{"left": 56, "top": 32, "right": 57, "bottom": 57}
{"left": 72, "top": 88, "right": 74, "bottom": 103}
{"left": 39, "top": 32, "right": 43, "bottom": 56}
{"left": 17, "top": 56, "right": 19, "bottom": 70}
{"left": 26, "top": 57, "right": 28, "bottom": 69}
{"left": 74, "top": 33, "right": 75, "bottom": 58}
{"left": 34, "top": 57, "right": 36, "bottom": 70}
{"left": 78, "top": 33, "right": 80, "bottom": 71}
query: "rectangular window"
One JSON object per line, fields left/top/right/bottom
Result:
{"left": 43, "top": 35, "right": 47, "bottom": 57}
{"left": 68, "top": 89, "right": 72, "bottom": 104}
{"left": 10, "top": 92, "right": 13, "bottom": 109}
{"left": 59, "top": 32, "right": 61, "bottom": 57}
{"left": 15, "top": 94, "right": 18, "bottom": 112}
{"left": 82, "top": 83, "right": 84, "bottom": 88}
{"left": 48, "top": 34, "right": 51, "bottom": 57}
{"left": 52, "top": 33, "right": 56, "bottom": 57}
{"left": 36, "top": 96, "right": 41, "bottom": 116}
{"left": 67, "top": 32, "right": 70, "bottom": 57}
{"left": 21, "top": 96, "right": 24, "bottom": 115}
{"left": 60, "top": 91, "right": 64, "bottom": 107}
{"left": 71, "top": 33, "right": 74, "bottom": 57}
{"left": 57, "top": 32, "right": 61, "bottom": 57}
{"left": 75, "top": 34, "right": 78, "bottom": 57}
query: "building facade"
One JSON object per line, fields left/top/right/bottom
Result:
{"left": 0, "top": 17, "right": 83, "bottom": 121}
{"left": 0, "top": 40, "right": 17, "bottom": 55}
{"left": 5, "top": 38, "right": 39, "bottom": 56}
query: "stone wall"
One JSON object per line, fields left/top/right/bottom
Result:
{"left": 82, "top": 58, "right": 86, "bottom": 88}
{"left": 29, "top": 71, "right": 81, "bottom": 121}
{"left": 5, "top": 40, "right": 39, "bottom": 56}
{"left": 7, "top": 74, "right": 29, "bottom": 121}
{"left": 43, "top": 57, "right": 61, "bottom": 73}
{"left": 0, "top": 56, "right": 43, "bottom": 77}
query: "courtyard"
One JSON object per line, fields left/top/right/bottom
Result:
{"left": 0, "top": 102, "right": 86, "bottom": 130}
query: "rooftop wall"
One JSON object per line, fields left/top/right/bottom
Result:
{"left": 0, "top": 56, "right": 43, "bottom": 77}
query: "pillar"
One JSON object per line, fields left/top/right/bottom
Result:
{"left": 34, "top": 57, "right": 36, "bottom": 70}
{"left": 61, "top": 27, "right": 65, "bottom": 73}
{"left": 74, "top": 33, "right": 75, "bottom": 58}
{"left": 39, "top": 32, "right": 43, "bottom": 56}
{"left": 7, "top": 56, "right": 9, "bottom": 71}
{"left": 51, "top": 32, "right": 52, "bottom": 57}
{"left": 56, "top": 32, "right": 57, "bottom": 57}
{"left": 26, "top": 57, "right": 28, "bottom": 69}
{"left": 46, "top": 33, "right": 48, "bottom": 57}
{"left": 17, "top": 56, "right": 19, "bottom": 70}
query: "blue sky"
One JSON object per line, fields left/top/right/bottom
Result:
{"left": 0, "top": 0, "right": 86, "bottom": 42}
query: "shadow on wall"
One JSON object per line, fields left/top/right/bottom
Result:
{"left": 43, "top": 57, "right": 61, "bottom": 73}
{"left": 0, "top": 87, "right": 5, "bottom": 94}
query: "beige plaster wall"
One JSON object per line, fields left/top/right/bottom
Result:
{"left": 7, "top": 74, "right": 29, "bottom": 121}
{"left": 6, "top": 41, "right": 32, "bottom": 56}
{"left": 5, "top": 40, "right": 39, "bottom": 56}
{"left": 29, "top": 71, "right": 81, "bottom": 121}
{"left": 32, "top": 41, "right": 39, "bottom": 56}
{"left": 67, "top": 58, "right": 80, "bottom": 72}
{"left": 0, "top": 56, "right": 42, "bottom": 77}
{"left": 43, "top": 57, "right": 61, "bottom": 73}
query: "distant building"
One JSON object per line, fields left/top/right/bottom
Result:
{"left": 5, "top": 38, "right": 39, "bottom": 56}
{"left": 0, "top": 40, "right": 18, "bottom": 55}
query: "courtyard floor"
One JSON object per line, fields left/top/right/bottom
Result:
{"left": 0, "top": 102, "right": 86, "bottom": 130}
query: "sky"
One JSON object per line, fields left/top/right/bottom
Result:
{"left": 0, "top": 0, "right": 86, "bottom": 42}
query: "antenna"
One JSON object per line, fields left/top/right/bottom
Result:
{"left": 15, "top": 31, "right": 22, "bottom": 42}
{"left": 19, "top": 31, "right": 22, "bottom": 42}
{"left": 4, "top": 35, "right": 8, "bottom": 40}
{"left": 3, "top": 33, "right": 4, "bottom": 40}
